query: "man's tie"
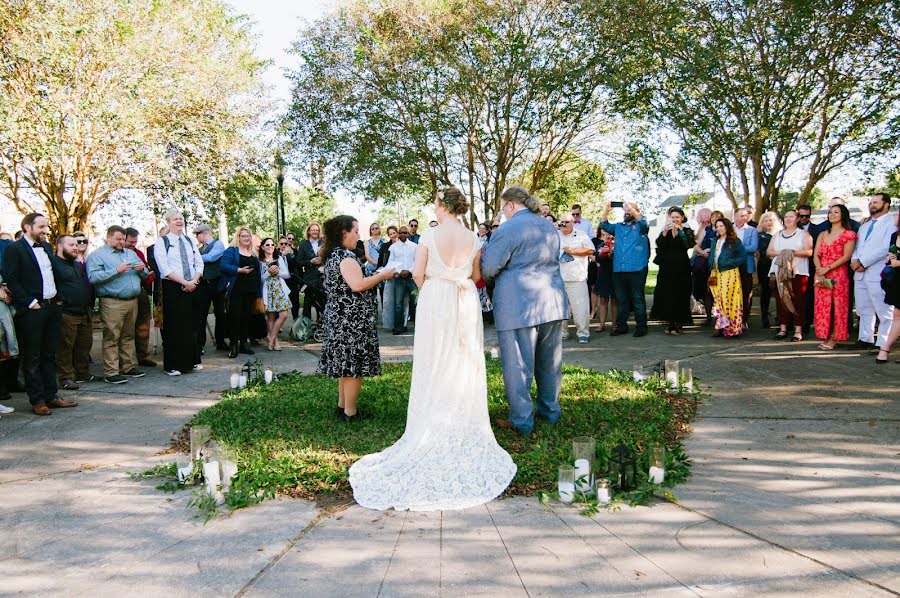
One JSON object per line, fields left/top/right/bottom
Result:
{"left": 32, "top": 242, "right": 41, "bottom": 248}
{"left": 178, "top": 236, "right": 192, "bottom": 280}
{"left": 864, "top": 221, "right": 874, "bottom": 241}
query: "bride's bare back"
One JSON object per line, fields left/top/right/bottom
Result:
{"left": 432, "top": 222, "right": 477, "bottom": 268}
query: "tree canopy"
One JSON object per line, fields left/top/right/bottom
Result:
{"left": 0, "top": 0, "right": 268, "bottom": 233}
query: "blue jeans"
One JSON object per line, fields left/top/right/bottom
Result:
{"left": 612, "top": 268, "right": 648, "bottom": 332}
{"left": 393, "top": 276, "right": 416, "bottom": 332}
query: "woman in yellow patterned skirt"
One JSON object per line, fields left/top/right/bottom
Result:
{"left": 708, "top": 218, "right": 748, "bottom": 337}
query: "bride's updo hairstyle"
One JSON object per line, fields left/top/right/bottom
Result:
{"left": 321, "top": 215, "right": 358, "bottom": 260}
{"left": 500, "top": 186, "right": 541, "bottom": 214}
{"left": 437, "top": 186, "right": 469, "bottom": 216}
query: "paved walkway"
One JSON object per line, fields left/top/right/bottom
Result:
{"left": 0, "top": 316, "right": 897, "bottom": 597}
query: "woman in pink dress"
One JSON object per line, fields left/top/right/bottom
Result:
{"left": 813, "top": 205, "right": 858, "bottom": 350}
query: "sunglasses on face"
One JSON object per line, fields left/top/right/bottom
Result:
{"left": 409, "top": 224, "right": 418, "bottom": 228}
{"left": 264, "top": 243, "right": 274, "bottom": 247}
{"left": 571, "top": 212, "right": 581, "bottom": 217}
{"left": 279, "top": 242, "right": 288, "bottom": 245}
{"left": 76, "top": 239, "right": 88, "bottom": 245}
{"left": 798, "top": 214, "right": 811, "bottom": 218}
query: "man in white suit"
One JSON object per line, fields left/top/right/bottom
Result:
{"left": 850, "top": 193, "right": 896, "bottom": 350}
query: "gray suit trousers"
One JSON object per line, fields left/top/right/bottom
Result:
{"left": 497, "top": 320, "right": 564, "bottom": 435}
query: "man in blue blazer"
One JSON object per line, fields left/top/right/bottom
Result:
{"left": 481, "top": 186, "right": 569, "bottom": 436}
{"left": 733, "top": 207, "right": 759, "bottom": 324}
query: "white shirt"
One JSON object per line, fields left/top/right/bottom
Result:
{"left": 27, "top": 238, "right": 57, "bottom": 302}
{"left": 572, "top": 218, "right": 595, "bottom": 240}
{"left": 154, "top": 232, "right": 204, "bottom": 281}
{"left": 309, "top": 239, "right": 320, "bottom": 255}
{"left": 386, "top": 239, "right": 417, "bottom": 273}
{"left": 559, "top": 230, "right": 594, "bottom": 282}
{"left": 852, "top": 213, "right": 897, "bottom": 281}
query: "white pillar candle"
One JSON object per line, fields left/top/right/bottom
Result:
{"left": 558, "top": 481, "right": 575, "bottom": 503}
{"left": 221, "top": 460, "right": 238, "bottom": 490}
{"left": 597, "top": 485, "right": 610, "bottom": 505}
{"left": 229, "top": 373, "right": 240, "bottom": 389}
{"left": 490, "top": 347, "right": 499, "bottom": 359}
{"left": 633, "top": 371, "right": 646, "bottom": 382}
{"left": 238, "top": 374, "right": 247, "bottom": 388}
{"left": 649, "top": 466, "right": 665, "bottom": 484}
{"left": 177, "top": 464, "right": 193, "bottom": 482}
{"left": 574, "top": 458, "right": 591, "bottom": 492}
{"left": 203, "top": 461, "right": 222, "bottom": 495}
{"left": 264, "top": 369, "right": 273, "bottom": 384}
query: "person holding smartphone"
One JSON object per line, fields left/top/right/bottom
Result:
{"left": 599, "top": 201, "right": 651, "bottom": 337}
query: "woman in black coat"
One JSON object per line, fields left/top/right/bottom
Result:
{"left": 651, "top": 207, "right": 695, "bottom": 334}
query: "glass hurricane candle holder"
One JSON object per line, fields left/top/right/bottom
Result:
{"left": 664, "top": 360, "right": 680, "bottom": 388}
{"left": 633, "top": 364, "right": 653, "bottom": 382}
{"left": 572, "top": 436, "right": 596, "bottom": 495}
{"left": 649, "top": 445, "right": 666, "bottom": 484}
{"left": 680, "top": 367, "right": 693, "bottom": 392}
{"left": 558, "top": 465, "right": 575, "bottom": 504}
{"left": 189, "top": 425, "right": 211, "bottom": 461}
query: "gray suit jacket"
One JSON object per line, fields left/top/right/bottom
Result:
{"left": 481, "top": 209, "right": 569, "bottom": 331}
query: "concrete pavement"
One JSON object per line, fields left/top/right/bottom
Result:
{"left": 0, "top": 316, "right": 897, "bottom": 596}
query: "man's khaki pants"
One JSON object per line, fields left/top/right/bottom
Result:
{"left": 564, "top": 280, "right": 591, "bottom": 339}
{"left": 99, "top": 297, "right": 138, "bottom": 377}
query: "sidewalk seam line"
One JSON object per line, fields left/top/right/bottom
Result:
{"left": 376, "top": 509, "right": 409, "bottom": 598}
{"left": 485, "top": 503, "right": 531, "bottom": 598}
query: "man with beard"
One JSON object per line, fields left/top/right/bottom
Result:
{"left": 2, "top": 213, "right": 77, "bottom": 415}
{"left": 850, "top": 193, "right": 896, "bottom": 351}
{"left": 599, "top": 201, "right": 651, "bottom": 337}
{"left": 54, "top": 235, "right": 94, "bottom": 390}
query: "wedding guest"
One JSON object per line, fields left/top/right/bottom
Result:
{"left": 733, "top": 207, "right": 759, "bottom": 324}
{"left": 317, "top": 216, "right": 394, "bottom": 420}
{"left": 0, "top": 232, "right": 11, "bottom": 241}
{"left": 386, "top": 226, "right": 418, "bottom": 335}
{"left": 54, "top": 235, "right": 94, "bottom": 390}
{"left": 767, "top": 210, "right": 813, "bottom": 341}
{"left": 219, "top": 226, "right": 261, "bottom": 358}
{"left": 259, "top": 237, "right": 291, "bottom": 351}
{"left": 592, "top": 228, "right": 616, "bottom": 333}
{"left": 544, "top": 214, "right": 557, "bottom": 224}
{"left": 408, "top": 219, "right": 421, "bottom": 244}
{"left": 599, "top": 201, "right": 650, "bottom": 337}
{"left": 651, "top": 207, "right": 695, "bottom": 335}
{"left": 477, "top": 223, "right": 489, "bottom": 246}
{"left": 756, "top": 211, "right": 782, "bottom": 328}
{"left": 364, "top": 223, "right": 384, "bottom": 275}
{"left": 429, "top": 220, "right": 438, "bottom": 228}
{"left": 124, "top": 228, "right": 156, "bottom": 367}
{"left": 0, "top": 273, "right": 17, "bottom": 415}
{"left": 796, "top": 203, "right": 818, "bottom": 333}
{"left": 708, "top": 217, "right": 748, "bottom": 337}
{"left": 691, "top": 208, "right": 713, "bottom": 322}
{"left": 695, "top": 209, "right": 725, "bottom": 324}
{"left": 194, "top": 224, "right": 227, "bottom": 352}
{"left": 571, "top": 203, "right": 595, "bottom": 239}
{"left": 557, "top": 213, "right": 595, "bottom": 343}
{"left": 540, "top": 203, "right": 551, "bottom": 217}
{"left": 88, "top": 225, "right": 148, "bottom": 384}
{"left": 875, "top": 214, "right": 899, "bottom": 364}
{"left": 851, "top": 193, "right": 896, "bottom": 351}
{"left": 283, "top": 232, "right": 302, "bottom": 320}
{"left": 297, "top": 223, "right": 323, "bottom": 321}
{"left": 154, "top": 211, "right": 204, "bottom": 375}
{"left": 378, "top": 226, "right": 403, "bottom": 331}
{"left": 812, "top": 205, "right": 857, "bottom": 350}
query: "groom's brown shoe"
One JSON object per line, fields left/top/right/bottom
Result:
{"left": 495, "top": 418, "right": 530, "bottom": 436}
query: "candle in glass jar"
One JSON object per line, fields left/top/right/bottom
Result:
{"left": 238, "top": 374, "right": 247, "bottom": 388}
{"left": 664, "top": 360, "right": 679, "bottom": 387}
{"left": 264, "top": 369, "right": 273, "bottom": 384}
{"left": 203, "top": 461, "right": 222, "bottom": 495}
{"left": 229, "top": 373, "right": 240, "bottom": 389}
{"left": 574, "top": 458, "right": 591, "bottom": 492}
{"left": 649, "top": 466, "right": 665, "bottom": 484}
{"left": 597, "top": 480, "right": 610, "bottom": 504}
{"left": 558, "top": 481, "right": 575, "bottom": 503}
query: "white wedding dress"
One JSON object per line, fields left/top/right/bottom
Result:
{"left": 349, "top": 227, "right": 517, "bottom": 511}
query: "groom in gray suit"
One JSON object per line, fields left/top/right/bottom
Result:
{"left": 481, "top": 186, "right": 569, "bottom": 436}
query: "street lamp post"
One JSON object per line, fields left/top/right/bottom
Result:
{"left": 271, "top": 156, "right": 287, "bottom": 238}
{"left": 277, "top": 171, "right": 286, "bottom": 237}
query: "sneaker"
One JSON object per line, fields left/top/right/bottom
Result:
{"left": 60, "top": 379, "right": 80, "bottom": 390}
{"left": 104, "top": 375, "right": 128, "bottom": 385}
{"left": 74, "top": 375, "right": 96, "bottom": 383}
{"left": 577, "top": 336, "right": 589, "bottom": 344}
{"left": 122, "top": 369, "right": 145, "bottom": 378}
{"left": 0, "top": 403, "right": 14, "bottom": 414}
{"left": 193, "top": 364, "right": 204, "bottom": 370}
{"left": 164, "top": 370, "right": 182, "bottom": 376}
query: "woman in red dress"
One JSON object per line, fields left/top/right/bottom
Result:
{"left": 813, "top": 204, "right": 858, "bottom": 350}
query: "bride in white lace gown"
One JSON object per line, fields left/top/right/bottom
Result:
{"left": 349, "top": 188, "right": 517, "bottom": 511}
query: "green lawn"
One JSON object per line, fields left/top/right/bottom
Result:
{"left": 156, "top": 357, "right": 698, "bottom": 515}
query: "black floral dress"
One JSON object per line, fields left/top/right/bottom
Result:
{"left": 317, "top": 248, "right": 382, "bottom": 378}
